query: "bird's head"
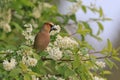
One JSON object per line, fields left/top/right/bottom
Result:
{"left": 42, "top": 22, "right": 57, "bottom": 33}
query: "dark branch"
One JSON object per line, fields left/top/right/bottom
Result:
{"left": 41, "top": 55, "right": 117, "bottom": 62}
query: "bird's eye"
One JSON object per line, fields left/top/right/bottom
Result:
{"left": 50, "top": 24, "right": 54, "bottom": 28}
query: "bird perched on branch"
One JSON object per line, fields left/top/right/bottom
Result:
{"left": 33, "top": 22, "right": 57, "bottom": 52}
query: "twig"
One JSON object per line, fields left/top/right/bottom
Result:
{"left": 89, "top": 51, "right": 101, "bottom": 54}
{"left": 41, "top": 55, "right": 117, "bottom": 62}
{"left": 82, "top": 55, "right": 112, "bottom": 61}
{"left": 68, "top": 32, "right": 77, "bottom": 37}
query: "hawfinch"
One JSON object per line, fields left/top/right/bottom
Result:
{"left": 33, "top": 22, "right": 57, "bottom": 52}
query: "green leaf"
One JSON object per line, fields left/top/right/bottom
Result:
{"left": 77, "top": 23, "right": 90, "bottom": 36}
{"left": 24, "top": 74, "right": 31, "bottom": 80}
{"left": 20, "top": 0, "right": 34, "bottom": 7}
{"left": 105, "top": 59, "right": 114, "bottom": 69}
{"left": 19, "top": 62, "right": 28, "bottom": 72}
{"left": 32, "top": 60, "right": 46, "bottom": 75}
{"left": 97, "top": 22, "right": 104, "bottom": 30}
{"left": 11, "top": 21, "right": 23, "bottom": 32}
{"left": 68, "top": 0, "right": 77, "bottom": 2}
{"left": 102, "top": 70, "right": 111, "bottom": 75}
{"left": 80, "top": 47, "right": 88, "bottom": 55}
{"left": 107, "top": 39, "right": 112, "bottom": 52}
{"left": 112, "top": 57, "right": 120, "bottom": 62}
{"left": 49, "top": 77, "right": 56, "bottom": 80}
{"left": 82, "top": 22, "right": 92, "bottom": 34}
{"left": 65, "top": 68, "right": 74, "bottom": 78}
{"left": 28, "top": 71, "right": 41, "bottom": 77}
{"left": 81, "top": 5, "right": 87, "bottom": 13}
{"left": 99, "top": 7, "right": 103, "bottom": 17}
{"left": 77, "top": 23, "right": 82, "bottom": 33}
{"left": 112, "top": 49, "right": 118, "bottom": 55}
{"left": 97, "top": 22, "right": 104, "bottom": 35}
{"left": 32, "top": 53, "right": 40, "bottom": 60}
{"left": 9, "top": 68, "right": 22, "bottom": 77}
{"left": 103, "top": 18, "right": 112, "bottom": 21}
{"left": 112, "top": 61, "right": 118, "bottom": 69}
{"left": 56, "top": 65, "right": 68, "bottom": 75}
{"left": 73, "top": 54, "right": 81, "bottom": 69}
{"left": 69, "top": 14, "right": 76, "bottom": 22}
{"left": 91, "top": 34, "right": 102, "bottom": 41}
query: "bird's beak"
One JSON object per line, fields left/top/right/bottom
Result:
{"left": 50, "top": 25, "right": 57, "bottom": 32}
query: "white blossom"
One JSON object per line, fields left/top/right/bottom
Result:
{"left": 1, "top": 49, "right": 14, "bottom": 53}
{"left": 50, "top": 25, "right": 61, "bottom": 35}
{"left": 54, "top": 34, "right": 63, "bottom": 41}
{"left": 93, "top": 76, "right": 106, "bottom": 80}
{"left": 18, "top": 48, "right": 33, "bottom": 56}
{"left": 26, "top": 57, "right": 38, "bottom": 67}
{"left": 47, "top": 47, "right": 62, "bottom": 60}
{"left": 22, "top": 24, "right": 35, "bottom": 45}
{"left": 31, "top": 75, "right": 39, "bottom": 80}
{"left": 54, "top": 35, "right": 78, "bottom": 49}
{"left": 64, "top": 50, "right": 73, "bottom": 55}
{"left": 22, "top": 56, "right": 27, "bottom": 64}
{"left": 32, "top": 2, "right": 52, "bottom": 18}
{"left": 32, "top": 3, "right": 42, "bottom": 19}
{"left": 33, "top": 7, "right": 41, "bottom": 18}
{"left": 3, "top": 23, "right": 11, "bottom": 32}
{"left": 78, "top": 51, "right": 89, "bottom": 59}
{"left": 95, "top": 61, "right": 106, "bottom": 68}
{"left": 41, "top": 74, "right": 65, "bottom": 80}
{"left": 31, "top": 19, "right": 38, "bottom": 28}
{"left": 22, "top": 31, "right": 34, "bottom": 40}
{"left": 22, "top": 56, "right": 37, "bottom": 67}
{"left": 57, "top": 77, "right": 65, "bottom": 80}
{"left": 3, "top": 58, "right": 17, "bottom": 71}
{"left": 43, "top": 3, "right": 52, "bottom": 8}
{"left": 1, "top": 49, "right": 14, "bottom": 58}
{"left": 0, "top": 9, "right": 12, "bottom": 32}
{"left": 69, "top": 0, "right": 82, "bottom": 14}
{"left": 24, "top": 24, "right": 33, "bottom": 33}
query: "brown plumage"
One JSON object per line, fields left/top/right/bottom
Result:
{"left": 33, "top": 22, "right": 56, "bottom": 52}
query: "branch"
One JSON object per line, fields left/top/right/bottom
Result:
{"left": 89, "top": 51, "right": 102, "bottom": 54}
{"left": 82, "top": 55, "right": 112, "bottom": 61}
{"left": 68, "top": 32, "right": 77, "bottom": 37}
{"left": 41, "top": 55, "right": 117, "bottom": 62}
{"left": 0, "top": 54, "right": 118, "bottom": 63}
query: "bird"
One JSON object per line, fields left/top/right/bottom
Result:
{"left": 33, "top": 22, "right": 57, "bottom": 52}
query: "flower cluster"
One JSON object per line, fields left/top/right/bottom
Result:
{"left": 22, "top": 56, "right": 37, "bottom": 67}
{"left": 46, "top": 25, "right": 78, "bottom": 60}
{"left": 22, "top": 24, "right": 35, "bottom": 45}
{"left": 54, "top": 35, "right": 78, "bottom": 49}
{"left": 1, "top": 49, "right": 14, "bottom": 54}
{"left": 47, "top": 47, "right": 62, "bottom": 60}
{"left": 50, "top": 25, "right": 61, "bottom": 35}
{"left": 95, "top": 61, "right": 106, "bottom": 68}
{"left": 17, "top": 47, "right": 33, "bottom": 56}
{"left": 77, "top": 50, "right": 90, "bottom": 60}
{"left": 31, "top": 75, "right": 39, "bottom": 80}
{"left": 0, "top": 9, "right": 11, "bottom": 32}
{"left": 69, "top": 0, "right": 82, "bottom": 14}
{"left": 42, "top": 74, "right": 65, "bottom": 80}
{"left": 3, "top": 58, "right": 17, "bottom": 71}
{"left": 32, "top": 2, "right": 52, "bottom": 19}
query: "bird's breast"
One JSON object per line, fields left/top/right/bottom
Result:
{"left": 34, "top": 32, "right": 50, "bottom": 52}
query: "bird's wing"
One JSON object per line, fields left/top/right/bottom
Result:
{"left": 33, "top": 32, "right": 50, "bottom": 51}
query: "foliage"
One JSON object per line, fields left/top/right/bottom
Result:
{"left": 0, "top": 0, "right": 119, "bottom": 80}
